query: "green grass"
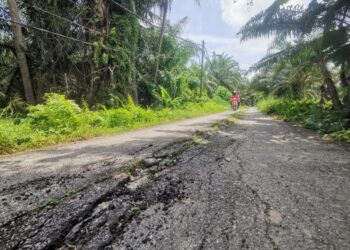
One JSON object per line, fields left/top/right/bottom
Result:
{"left": 257, "top": 97, "right": 350, "bottom": 142}
{"left": 0, "top": 94, "right": 230, "bottom": 154}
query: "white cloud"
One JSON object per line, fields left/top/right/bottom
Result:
{"left": 216, "top": 0, "right": 311, "bottom": 68}
{"left": 173, "top": 0, "right": 313, "bottom": 70}
{"left": 214, "top": 37, "right": 273, "bottom": 69}
{"left": 184, "top": 34, "right": 234, "bottom": 45}
{"left": 183, "top": 34, "right": 273, "bottom": 70}
{"left": 220, "top": 0, "right": 312, "bottom": 29}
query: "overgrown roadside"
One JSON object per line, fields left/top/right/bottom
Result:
{"left": 0, "top": 94, "right": 230, "bottom": 155}
{"left": 1, "top": 108, "right": 349, "bottom": 250}
{"left": 257, "top": 97, "right": 350, "bottom": 142}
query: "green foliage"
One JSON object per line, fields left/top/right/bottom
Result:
{"left": 0, "top": 97, "right": 27, "bottom": 118}
{"left": 155, "top": 86, "right": 184, "bottom": 108}
{"left": 239, "top": 0, "right": 350, "bottom": 116}
{"left": 131, "top": 206, "right": 141, "bottom": 215}
{"left": 28, "top": 94, "right": 81, "bottom": 135}
{"left": 331, "top": 129, "right": 350, "bottom": 142}
{"left": 214, "top": 86, "right": 231, "bottom": 101}
{"left": 0, "top": 93, "right": 229, "bottom": 154}
{"left": 257, "top": 97, "right": 349, "bottom": 141}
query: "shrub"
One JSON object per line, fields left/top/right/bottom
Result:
{"left": 214, "top": 87, "right": 231, "bottom": 102}
{"left": 257, "top": 97, "right": 347, "bottom": 139}
{"left": 0, "top": 97, "right": 27, "bottom": 118}
{"left": 28, "top": 93, "right": 81, "bottom": 134}
{"left": 331, "top": 129, "right": 350, "bottom": 142}
{"left": 0, "top": 126, "right": 15, "bottom": 152}
{"left": 105, "top": 108, "right": 135, "bottom": 128}
{"left": 0, "top": 93, "right": 230, "bottom": 153}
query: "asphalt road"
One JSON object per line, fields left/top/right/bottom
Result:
{"left": 0, "top": 111, "right": 233, "bottom": 184}
{"left": 0, "top": 111, "right": 234, "bottom": 224}
{"left": 1, "top": 108, "right": 349, "bottom": 250}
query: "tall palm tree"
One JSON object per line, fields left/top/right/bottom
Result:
{"left": 153, "top": 0, "right": 200, "bottom": 84}
{"left": 238, "top": 0, "right": 350, "bottom": 112}
{"left": 153, "top": 0, "right": 172, "bottom": 85}
{"left": 207, "top": 53, "right": 242, "bottom": 92}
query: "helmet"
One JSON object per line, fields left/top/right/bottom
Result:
{"left": 233, "top": 90, "right": 237, "bottom": 94}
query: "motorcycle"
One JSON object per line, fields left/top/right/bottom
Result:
{"left": 231, "top": 100, "right": 239, "bottom": 111}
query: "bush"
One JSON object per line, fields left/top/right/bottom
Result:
{"left": 214, "top": 87, "right": 231, "bottom": 102}
{"left": 331, "top": 129, "right": 350, "bottom": 142}
{"left": 0, "top": 125, "right": 16, "bottom": 152}
{"left": 28, "top": 94, "right": 81, "bottom": 134}
{"left": 0, "top": 93, "right": 230, "bottom": 154}
{"left": 257, "top": 97, "right": 348, "bottom": 140}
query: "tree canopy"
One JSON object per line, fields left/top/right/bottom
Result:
{"left": 0, "top": 0, "right": 242, "bottom": 110}
{"left": 239, "top": 0, "right": 350, "bottom": 115}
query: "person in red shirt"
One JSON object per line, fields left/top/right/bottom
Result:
{"left": 231, "top": 91, "right": 241, "bottom": 110}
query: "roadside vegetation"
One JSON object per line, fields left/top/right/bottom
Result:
{"left": 0, "top": 1, "right": 245, "bottom": 154}
{"left": 257, "top": 98, "right": 350, "bottom": 142}
{"left": 1, "top": 0, "right": 349, "bottom": 155}
{"left": 239, "top": 0, "right": 350, "bottom": 142}
{"left": 0, "top": 92, "right": 230, "bottom": 154}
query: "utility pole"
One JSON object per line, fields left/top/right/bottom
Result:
{"left": 200, "top": 40, "right": 205, "bottom": 98}
{"left": 7, "top": 0, "right": 35, "bottom": 104}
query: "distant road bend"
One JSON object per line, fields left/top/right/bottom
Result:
{"left": 0, "top": 108, "right": 349, "bottom": 250}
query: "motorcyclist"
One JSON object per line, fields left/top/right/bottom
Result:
{"left": 231, "top": 90, "right": 241, "bottom": 109}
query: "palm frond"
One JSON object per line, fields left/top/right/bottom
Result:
{"left": 238, "top": 0, "right": 304, "bottom": 41}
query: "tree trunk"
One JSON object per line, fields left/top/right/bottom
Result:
{"left": 87, "top": 0, "right": 107, "bottom": 105}
{"left": 319, "top": 82, "right": 328, "bottom": 105}
{"left": 94, "top": 0, "right": 108, "bottom": 34}
{"left": 87, "top": 61, "right": 96, "bottom": 105}
{"left": 129, "top": 0, "right": 139, "bottom": 104}
{"left": 316, "top": 57, "right": 343, "bottom": 112}
{"left": 7, "top": 0, "right": 35, "bottom": 104}
{"left": 340, "top": 63, "right": 350, "bottom": 115}
{"left": 153, "top": 2, "right": 168, "bottom": 85}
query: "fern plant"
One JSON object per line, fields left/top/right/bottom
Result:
{"left": 28, "top": 94, "right": 81, "bottom": 134}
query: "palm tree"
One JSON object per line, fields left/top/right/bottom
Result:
{"left": 207, "top": 53, "right": 243, "bottom": 92}
{"left": 238, "top": 0, "right": 350, "bottom": 112}
{"left": 153, "top": 0, "right": 200, "bottom": 84}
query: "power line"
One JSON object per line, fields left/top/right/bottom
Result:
{"left": 7, "top": 1, "right": 201, "bottom": 50}
{"left": 1, "top": 16, "right": 194, "bottom": 60}
{"left": 109, "top": 0, "right": 201, "bottom": 48}
{"left": 0, "top": 16, "right": 121, "bottom": 53}
{"left": 0, "top": 16, "right": 93, "bottom": 45}
{"left": 110, "top": 0, "right": 161, "bottom": 29}
{"left": 19, "top": 1, "right": 106, "bottom": 37}
{"left": 1, "top": 3, "right": 202, "bottom": 61}
{"left": 0, "top": 5, "right": 9, "bottom": 15}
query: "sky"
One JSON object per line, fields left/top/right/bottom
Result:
{"left": 169, "top": 0, "right": 311, "bottom": 70}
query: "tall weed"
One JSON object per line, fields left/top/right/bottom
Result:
{"left": 28, "top": 94, "right": 81, "bottom": 134}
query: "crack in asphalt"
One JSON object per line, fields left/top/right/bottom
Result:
{"left": 1, "top": 108, "right": 349, "bottom": 250}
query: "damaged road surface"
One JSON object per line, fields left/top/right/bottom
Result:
{"left": 1, "top": 108, "right": 350, "bottom": 250}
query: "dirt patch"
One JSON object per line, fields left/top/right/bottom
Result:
{"left": 259, "top": 210, "right": 283, "bottom": 225}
